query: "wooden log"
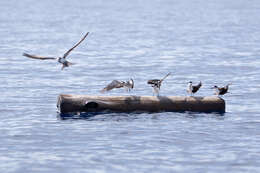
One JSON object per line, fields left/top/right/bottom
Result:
{"left": 57, "top": 94, "right": 225, "bottom": 114}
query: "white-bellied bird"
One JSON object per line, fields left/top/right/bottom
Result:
{"left": 187, "top": 81, "right": 202, "bottom": 96}
{"left": 23, "top": 32, "right": 89, "bottom": 70}
{"left": 147, "top": 72, "right": 171, "bottom": 96}
{"left": 211, "top": 83, "right": 231, "bottom": 96}
{"left": 101, "top": 79, "right": 134, "bottom": 93}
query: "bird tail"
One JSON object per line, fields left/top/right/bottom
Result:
{"left": 67, "top": 61, "right": 76, "bottom": 66}
{"left": 61, "top": 61, "right": 75, "bottom": 70}
{"left": 100, "top": 87, "right": 111, "bottom": 93}
{"left": 100, "top": 86, "right": 109, "bottom": 93}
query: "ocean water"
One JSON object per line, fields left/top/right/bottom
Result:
{"left": 0, "top": 0, "right": 260, "bottom": 172}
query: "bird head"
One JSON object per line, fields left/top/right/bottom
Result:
{"left": 211, "top": 85, "right": 218, "bottom": 89}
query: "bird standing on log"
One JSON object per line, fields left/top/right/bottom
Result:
{"left": 147, "top": 73, "right": 171, "bottom": 96}
{"left": 187, "top": 81, "right": 202, "bottom": 96}
{"left": 211, "top": 83, "right": 231, "bottom": 96}
{"left": 23, "top": 32, "right": 89, "bottom": 70}
{"left": 101, "top": 79, "right": 134, "bottom": 93}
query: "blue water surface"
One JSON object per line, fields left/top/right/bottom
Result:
{"left": 0, "top": 0, "right": 260, "bottom": 172}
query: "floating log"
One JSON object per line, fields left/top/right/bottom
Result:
{"left": 57, "top": 94, "right": 225, "bottom": 114}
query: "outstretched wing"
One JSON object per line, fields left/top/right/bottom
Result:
{"left": 147, "top": 79, "right": 159, "bottom": 85}
{"left": 101, "top": 80, "right": 124, "bottom": 92}
{"left": 160, "top": 72, "right": 171, "bottom": 82}
{"left": 62, "top": 32, "right": 89, "bottom": 59}
{"left": 23, "top": 53, "right": 56, "bottom": 60}
{"left": 195, "top": 81, "right": 202, "bottom": 88}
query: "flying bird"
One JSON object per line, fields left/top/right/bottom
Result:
{"left": 147, "top": 72, "right": 171, "bottom": 96}
{"left": 211, "top": 83, "right": 231, "bottom": 96}
{"left": 23, "top": 32, "right": 89, "bottom": 70}
{"left": 101, "top": 79, "right": 134, "bottom": 93}
{"left": 187, "top": 81, "right": 202, "bottom": 96}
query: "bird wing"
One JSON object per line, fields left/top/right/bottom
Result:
{"left": 160, "top": 72, "right": 171, "bottom": 83}
{"left": 62, "top": 32, "right": 89, "bottom": 59}
{"left": 192, "top": 82, "right": 202, "bottom": 93}
{"left": 147, "top": 79, "right": 159, "bottom": 85}
{"left": 101, "top": 80, "right": 124, "bottom": 92}
{"left": 192, "top": 86, "right": 199, "bottom": 93}
{"left": 197, "top": 81, "right": 202, "bottom": 88}
{"left": 23, "top": 53, "right": 56, "bottom": 60}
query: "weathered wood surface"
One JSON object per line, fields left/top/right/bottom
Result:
{"left": 57, "top": 94, "right": 225, "bottom": 114}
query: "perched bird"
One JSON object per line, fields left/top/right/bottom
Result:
{"left": 124, "top": 79, "right": 135, "bottom": 92}
{"left": 211, "top": 83, "right": 231, "bottom": 96}
{"left": 147, "top": 73, "right": 171, "bottom": 96}
{"left": 187, "top": 81, "right": 202, "bottom": 96}
{"left": 23, "top": 32, "right": 89, "bottom": 70}
{"left": 101, "top": 79, "right": 134, "bottom": 93}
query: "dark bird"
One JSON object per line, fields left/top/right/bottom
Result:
{"left": 147, "top": 73, "right": 171, "bottom": 96}
{"left": 101, "top": 79, "right": 134, "bottom": 93}
{"left": 23, "top": 32, "right": 89, "bottom": 70}
{"left": 211, "top": 83, "right": 231, "bottom": 96}
{"left": 187, "top": 81, "right": 202, "bottom": 96}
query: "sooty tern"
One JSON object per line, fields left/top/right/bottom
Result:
{"left": 211, "top": 83, "right": 231, "bottom": 96}
{"left": 187, "top": 81, "right": 202, "bottom": 96}
{"left": 147, "top": 72, "right": 171, "bottom": 96}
